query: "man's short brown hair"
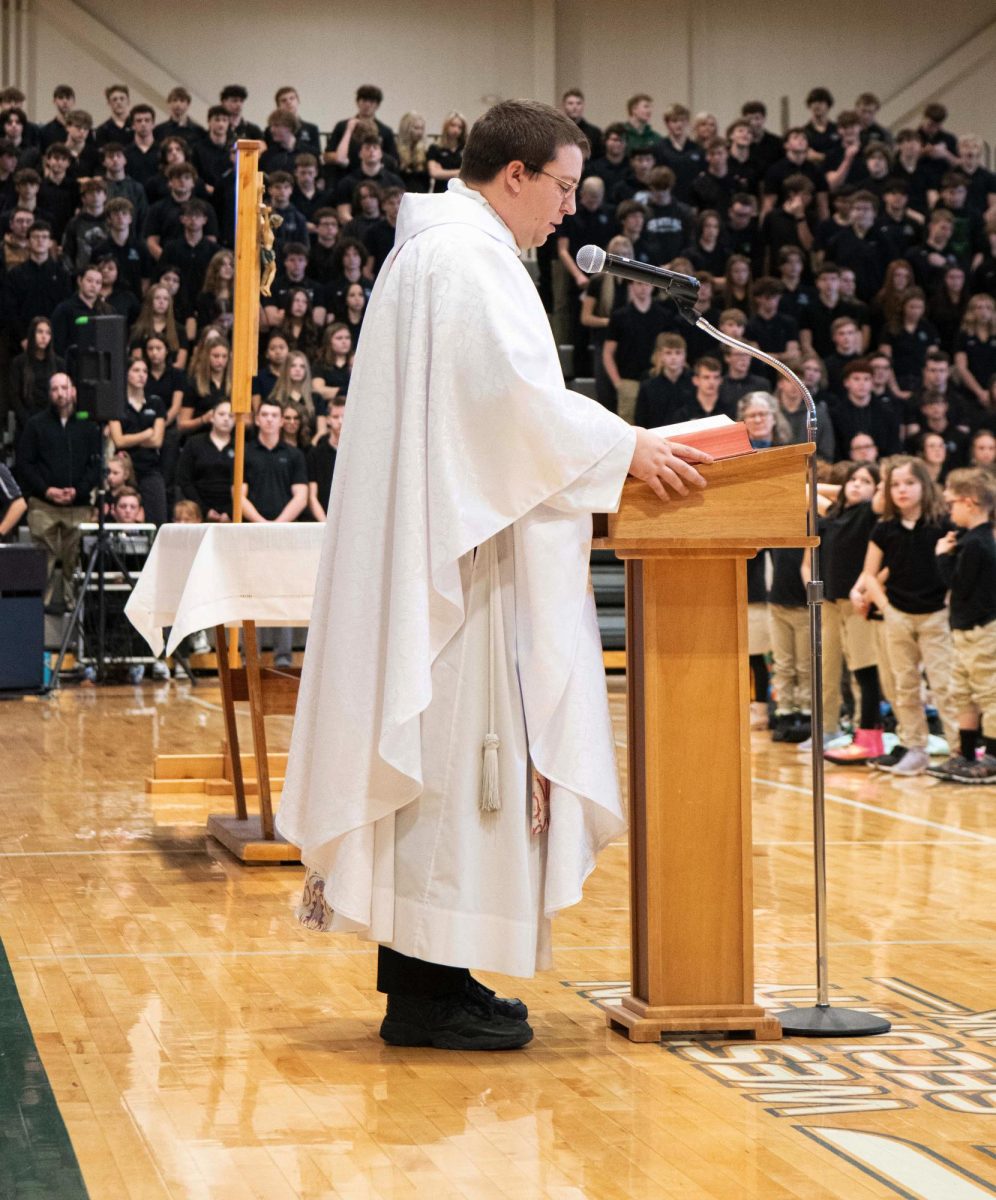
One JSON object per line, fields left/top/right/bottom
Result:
{"left": 626, "top": 93, "right": 653, "bottom": 114}
{"left": 460, "top": 99, "right": 588, "bottom": 185}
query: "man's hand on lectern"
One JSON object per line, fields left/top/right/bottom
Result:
{"left": 629, "top": 430, "right": 712, "bottom": 502}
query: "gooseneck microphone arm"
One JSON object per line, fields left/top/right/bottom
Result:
{"left": 576, "top": 245, "right": 887, "bottom": 1038}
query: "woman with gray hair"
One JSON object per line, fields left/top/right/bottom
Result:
{"left": 737, "top": 390, "right": 792, "bottom": 448}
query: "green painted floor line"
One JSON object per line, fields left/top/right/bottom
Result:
{"left": 0, "top": 938, "right": 89, "bottom": 1199}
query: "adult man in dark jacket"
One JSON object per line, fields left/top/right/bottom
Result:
{"left": 18, "top": 372, "right": 101, "bottom": 606}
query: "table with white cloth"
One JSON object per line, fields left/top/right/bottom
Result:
{"left": 126, "top": 523, "right": 325, "bottom": 856}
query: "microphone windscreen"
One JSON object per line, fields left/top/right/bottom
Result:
{"left": 576, "top": 244, "right": 606, "bottom": 275}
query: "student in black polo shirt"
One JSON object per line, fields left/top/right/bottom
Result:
{"left": 602, "top": 280, "right": 674, "bottom": 423}
{"left": 176, "top": 398, "right": 235, "bottom": 521}
{"left": 108, "top": 357, "right": 167, "bottom": 525}
{"left": 307, "top": 396, "right": 344, "bottom": 521}
{"left": 745, "top": 278, "right": 800, "bottom": 379}
{"left": 831, "top": 358, "right": 903, "bottom": 459}
{"left": 583, "top": 123, "right": 629, "bottom": 198}
{"left": 634, "top": 333, "right": 694, "bottom": 427}
{"left": 242, "top": 397, "right": 307, "bottom": 523}
{"left": 191, "top": 107, "right": 232, "bottom": 192}
{"left": 853, "top": 456, "right": 957, "bottom": 776}
{"left": 932, "top": 468, "right": 996, "bottom": 782}
{"left": 242, "top": 397, "right": 308, "bottom": 667}
{"left": 818, "top": 462, "right": 883, "bottom": 760}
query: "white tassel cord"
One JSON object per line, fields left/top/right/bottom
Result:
{"left": 480, "top": 538, "right": 501, "bottom": 813}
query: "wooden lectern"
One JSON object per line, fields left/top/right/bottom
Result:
{"left": 593, "top": 442, "right": 816, "bottom": 1043}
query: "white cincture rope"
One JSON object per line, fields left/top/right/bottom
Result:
{"left": 480, "top": 538, "right": 501, "bottom": 813}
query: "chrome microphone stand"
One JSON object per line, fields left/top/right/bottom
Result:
{"left": 667, "top": 299, "right": 890, "bottom": 1037}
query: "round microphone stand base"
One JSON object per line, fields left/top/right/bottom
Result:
{"left": 777, "top": 1004, "right": 891, "bottom": 1037}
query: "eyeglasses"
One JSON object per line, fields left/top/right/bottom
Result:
{"left": 525, "top": 165, "right": 578, "bottom": 199}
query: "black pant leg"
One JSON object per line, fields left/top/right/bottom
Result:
{"left": 376, "top": 945, "right": 469, "bottom": 997}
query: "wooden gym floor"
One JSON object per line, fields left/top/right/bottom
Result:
{"left": 3, "top": 677, "right": 996, "bottom": 1200}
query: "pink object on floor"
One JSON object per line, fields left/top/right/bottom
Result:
{"left": 824, "top": 727, "right": 885, "bottom": 765}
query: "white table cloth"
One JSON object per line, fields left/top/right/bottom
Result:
{"left": 125, "top": 523, "right": 325, "bottom": 656}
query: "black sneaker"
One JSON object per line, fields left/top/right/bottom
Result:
{"left": 926, "top": 755, "right": 970, "bottom": 780}
{"left": 379, "top": 991, "right": 534, "bottom": 1050}
{"left": 467, "top": 975, "right": 528, "bottom": 1021}
{"left": 771, "top": 713, "right": 793, "bottom": 743}
{"left": 870, "top": 744, "right": 908, "bottom": 770}
{"left": 782, "top": 712, "right": 812, "bottom": 744}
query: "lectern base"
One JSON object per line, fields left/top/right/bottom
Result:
{"left": 604, "top": 995, "right": 782, "bottom": 1042}
{"left": 206, "top": 814, "right": 301, "bottom": 864}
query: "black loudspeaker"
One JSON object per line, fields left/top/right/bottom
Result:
{"left": 0, "top": 546, "right": 46, "bottom": 691}
{"left": 73, "top": 313, "right": 126, "bottom": 422}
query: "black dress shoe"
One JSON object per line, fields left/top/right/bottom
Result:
{"left": 379, "top": 992, "right": 533, "bottom": 1050}
{"left": 466, "top": 975, "right": 528, "bottom": 1021}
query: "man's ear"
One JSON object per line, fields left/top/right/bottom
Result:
{"left": 504, "top": 159, "right": 528, "bottom": 196}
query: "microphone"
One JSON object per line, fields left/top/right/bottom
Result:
{"left": 575, "top": 244, "right": 701, "bottom": 302}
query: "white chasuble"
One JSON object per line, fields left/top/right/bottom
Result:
{"left": 277, "top": 180, "right": 637, "bottom": 977}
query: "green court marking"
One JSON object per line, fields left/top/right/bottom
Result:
{"left": 0, "top": 939, "right": 89, "bottom": 1198}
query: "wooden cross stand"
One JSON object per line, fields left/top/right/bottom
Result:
{"left": 204, "top": 139, "right": 300, "bottom": 864}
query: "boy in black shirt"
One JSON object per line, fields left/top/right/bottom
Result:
{"left": 602, "top": 280, "right": 673, "bottom": 422}
{"left": 562, "top": 89, "right": 603, "bottom": 161}
{"left": 307, "top": 208, "right": 341, "bottom": 283}
{"left": 641, "top": 166, "right": 694, "bottom": 263}
{"left": 39, "top": 85, "right": 78, "bottom": 150}
{"left": 219, "top": 85, "right": 263, "bottom": 142}
{"left": 761, "top": 128, "right": 829, "bottom": 221}
{"left": 145, "top": 163, "right": 219, "bottom": 260}
{"left": 932, "top": 468, "right": 996, "bottom": 782}
{"left": 759, "top": 174, "right": 814, "bottom": 274}
{"left": 874, "top": 179, "right": 923, "bottom": 260}
{"left": 94, "top": 84, "right": 131, "bottom": 147}
{"left": 327, "top": 85, "right": 399, "bottom": 173}
{"left": 825, "top": 190, "right": 888, "bottom": 301}
{"left": 308, "top": 396, "right": 344, "bottom": 521}
{"left": 654, "top": 104, "right": 704, "bottom": 203}
{"left": 269, "top": 87, "right": 321, "bottom": 156}
{"left": 154, "top": 87, "right": 204, "bottom": 146}
{"left": 191, "top": 107, "right": 232, "bottom": 192}
{"left": 583, "top": 123, "right": 629, "bottom": 196}
{"left": 633, "top": 333, "right": 694, "bottom": 427}
{"left": 161, "top": 200, "right": 215, "bottom": 309}
{"left": 124, "top": 105, "right": 159, "bottom": 187}
{"left": 745, "top": 278, "right": 800, "bottom": 369}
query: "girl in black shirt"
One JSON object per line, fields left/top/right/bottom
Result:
{"left": 108, "top": 357, "right": 167, "bottom": 524}
{"left": 879, "top": 288, "right": 939, "bottom": 395}
{"left": 427, "top": 112, "right": 467, "bottom": 193}
{"left": 10, "top": 316, "right": 64, "bottom": 438}
{"left": 854, "top": 457, "right": 956, "bottom": 775}
{"left": 953, "top": 293, "right": 996, "bottom": 424}
{"left": 396, "top": 112, "right": 430, "bottom": 193}
{"left": 680, "top": 210, "right": 729, "bottom": 276}
{"left": 194, "top": 249, "right": 235, "bottom": 340}
{"left": 818, "top": 463, "right": 885, "bottom": 761}
{"left": 312, "top": 322, "right": 353, "bottom": 429}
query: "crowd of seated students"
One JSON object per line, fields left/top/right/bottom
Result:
{"left": 1, "top": 77, "right": 994, "bottom": 693}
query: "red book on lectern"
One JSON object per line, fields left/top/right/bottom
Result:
{"left": 653, "top": 415, "right": 755, "bottom": 460}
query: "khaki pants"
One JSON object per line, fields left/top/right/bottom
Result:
{"left": 882, "top": 605, "right": 957, "bottom": 750}
{"left": 616, "top": 378, "right": 640, "bottom": 425}
{"left": 769, "top": 604, "right": 811, "bottom": 712}
{"left": 949, "top": 619, "right": 996, "bottom": 731}
{"left": 822, "top": 598, "right": 879, "bottom": 728}
{"left": 27, "top": 497, "right": 92, "bottom": 606}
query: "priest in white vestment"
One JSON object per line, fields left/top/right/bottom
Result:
{"left": 277, "top": 100, "right": 710, "bottom": 1050}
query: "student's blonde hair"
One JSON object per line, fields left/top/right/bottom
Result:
{"left": 945, "top": 467, "right": 996, "bottom": 518}
{"left": 131, "top": 284, "right": 180, "bottom": 352}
